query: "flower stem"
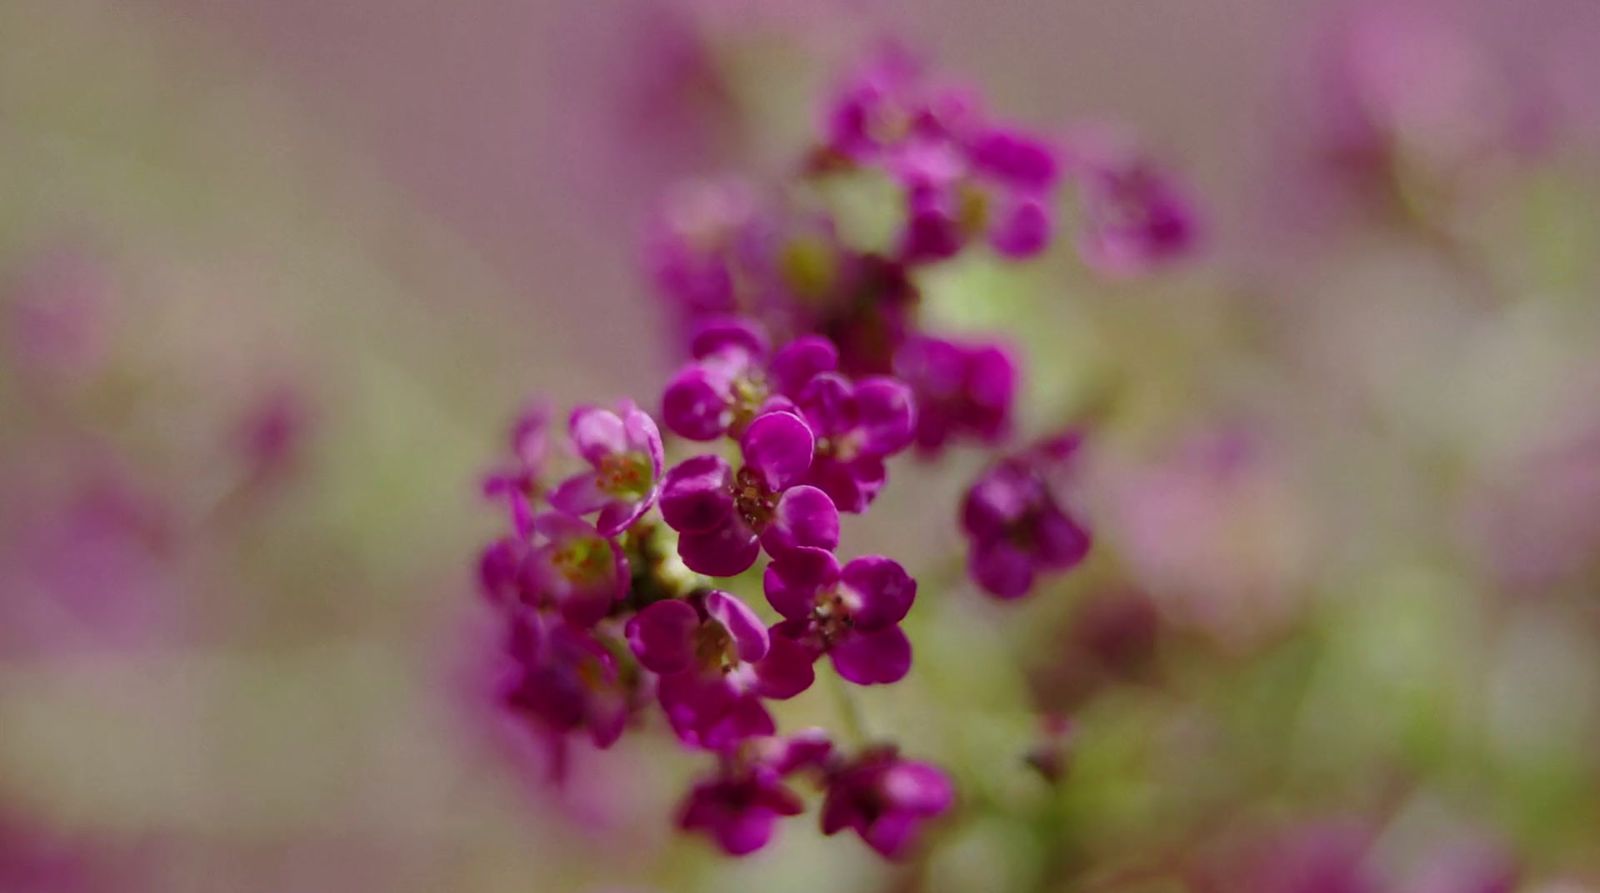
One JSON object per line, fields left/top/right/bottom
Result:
{"left": 829, "top": 670, "right": 870, "bottom": 745}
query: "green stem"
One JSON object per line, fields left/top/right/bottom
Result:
{"left": 829, "top": 669, "right": 870, "bottom": 746}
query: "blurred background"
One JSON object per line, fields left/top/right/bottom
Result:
{"left": 2, "top": 0, "right": 1600, "bottom": 890}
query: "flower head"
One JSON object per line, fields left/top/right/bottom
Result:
{"left": 677, "top": 730, "right": 834, "bottom": 856}
{"left": 795, "top": 372, "right": 916, "bottom": 512}
{"left": 627, "top": 591, "right": 815, "bottom": 750}
{"left": 549, "top": 401, "right": 665, "bottom": 536}
{"left": 1068, "top": 132, "right": 1198, "bottom": 276}
{"left": 500, "top": 614, "right": 635, "bottom": 751}
{"left": 821, "top": 748, "right": 953, "bottom": 859}
{"left": 659, "top": 411, "right": 840, "bottom": 577}
{"left": 894, "top": 335, "right": 1017, "bottom": 455}
{"left": 961, "top": 448, "right": 1091, "bottom": 599}
{"left": 523, "top": 513, "right": 629, "bottom": 627}
{"left": 765, "top": 549, "right": 916, "bottom": 685}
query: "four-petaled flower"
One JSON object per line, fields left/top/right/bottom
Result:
{"left": 795, "top": 372, "right": 917, "bottom": 512}
{"left": 677, "top": 730, "right": 834, "bottom": 855}
{"left": 523, "top": 513, "right": 629, "bottom": 627}
{"left": 765, "top": 549, "right": 917, "bottom": 685}
{"left": 627, "top": 591, "right": 815, "bottom": 750}
{"left": 821, "top": 748, "right": 954, "bottom": 859}
{"left": 549, "top": 401, "right": 665, "bottom": 536}
{"left": 659, "top": 410, "right": 840, "bottom": 577}
{"left": 894, "top": 335, "right": 1017, "bottom": 455}
{"left": 961, "top": 450, "right": 1091, "bottom": 599}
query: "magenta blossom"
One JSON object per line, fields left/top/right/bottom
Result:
{"left": 549, "top": 401, "right": 665, "bottom": 536}
{"left": 627, "top": 591, "right": 814, "bottom": 750}
{"left": 678, "top": 730, "right": 834, "bottom": 856}
{"left": 893, "top": 335, "right": 1017, "bottom": 455}
{"left": 897, "top": 125, "right": 1060, "bottom": 263}
{"left": 821, "top": 748, "right": 953, "bottom": 859}
{"left": 818, "top": 49, "right": 981, "bottom": 170}
{"left": 1067, "top": 133, "right": 1198, "bottom": 276}
{"left": 522, "top": 513, "right": 629, "bottom": 627}
{"left": 659, "top": 410, "right": 840, "bottom": 576}
{"left": 961, "top": 452, "right": 1091, "bottom": 600}
{"left": 646, "top": 178, "right": 769, "bottom": 327}
{"left": 765, "top": 549, "right": 917, "bottom": 685}
{"left": 501, "top": 614, "right": 634, "bottom": 753}
{"left": 796, "top": 372, "right": 916, "bottom": 512}
{"left": 482, "top": 402, "right": 554, "bottom": 538}
{"left": 660, "top": 318, "right": 838, "bottom": 442}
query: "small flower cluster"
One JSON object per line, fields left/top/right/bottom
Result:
{"left": 648, "top": 49, "right": 1197, "bottom": 455}
{"left": 472, "top": 48, "right": 1185, "bottom": 862}
{"left": 473, "top": 317, "right": 948, "bottom": 858}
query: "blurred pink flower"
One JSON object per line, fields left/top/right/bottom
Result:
{"left": 0, "top": 467, "right": 182, "bottom": 659}
{"left": 1101, "top": 427, "right": 1315, "bottom": 649}
{"left": 3, "top": 245, "right": 115, "bottom": 391}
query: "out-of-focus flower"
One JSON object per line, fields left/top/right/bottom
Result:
{"left": 1401, "top": 838, "right": 1518, "bottom": 893}
{"left": 765, "top": 549, "right": 917, "bottom": 685}
{"left": 1104, "top": 428, "right": 1314, "bottom": 647}
{"left": 677, "top": 729, "right": 833, "bottom": 856}
{"left": 1067, "top": 130, "right": 1200, "bottom": 277}
{"left": 893, "top": 334, "right": 1017, "bottom": 454}
{"left": 1194, "top": 820, "right": 1380, "bottom": 893}
{"left": 482, "top": 402, "right": 555, "bottom": 538}
{"left": 960, "top": 439, "right": 1092, "bottom": 600}
{"left": 1463, "top": 402, "right": 1600, "bottom": 593}
{"left": 3, "top": 245, "right": 114, "bottom": 390}
{"left": 522, "top": 513, "right": 629, "bottom": 628}
{"left": 647, "top": 179, "right": 772, "bottom": 329}
{"left": 820, "top": 747, "right": 953, "bottom": 859}
{"left": 0, "top": 469, "right": 179, "bottom": 659}
{"left": 1317, "top": 4, "right": 1552, "bottom": 197}
{"left": 500, "top": 613, "right": 636, "bottom": 755}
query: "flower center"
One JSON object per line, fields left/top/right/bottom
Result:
{"left": 779, "top": 235, "right": 839, "bottom": 301}
{"left": 553, "top": 535, "right": 613, "bottom": 585}
{"left": 725, "top": 374, "right": 771, "bottom": 439}
{"left": 957, "top": 181, "right": 992, "bottom": 235}
{"left": 597, "top": 451, "right": 652, "bottom": 499}
{"left": 693, "top": 621, "right": 736, "bottom": 672}
{"left": 810, "top": 587, "right": 856, "bottom": 646}
{"left": 733, "top": 466, "right": 779, "bottom": 532}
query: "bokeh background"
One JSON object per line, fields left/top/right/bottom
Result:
{"left": 3, "top": 0, "right": 1600, "bottom": 890}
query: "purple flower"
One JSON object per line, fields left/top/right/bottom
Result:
{"left": 895, "top": 126, "right": 1061, "bottom": 263}
{"left": 765, "top": 549, "right": 916, "bottom": 685}
{"left": 678, "top": 762, "right": 804, "bottom": 856}
{"left": 661, "top": 319, "right": 839, "bottom": 443}
{"left": 893, "top": 335, "right": 1017, "bottom": 455}
{"left": 1068, "top": 133, "right": 1198, "bottom": 276}
{"left": 660, "top": 411, "right": 840, "bottom": 576}
{"left": 628, "top": 592, "right": 816, "bottom": 751}
{"left": 961, "top": 454, "right": 1091, "bottom": 600}
{"left": 819, "top": 49, "right": 979, "bottom": 167}
{"left": 677, "top": 729, "right": 833, "bottom": 856}
{"left": 796, "top": 373, "right": 916, "bottom": 512}
{"left": 522, "top": 513, "right": 629, "bottom": 627}
{"left": 501, "top": 615, "right": 633, "bottom": 751}
{"left": 646, "top": 178, "right": 767, "bottom": 326}
{"left": 820, "top": 749, "right": 953, "bottom": 859}
{"left": 482, "top": 402, "right": 554, "bottom": 538}
{"left": 3, "top": 244, "right": 114, "bottom": 389}
{"left": 549, "top": 402, "right": 665, "bottom": 536}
